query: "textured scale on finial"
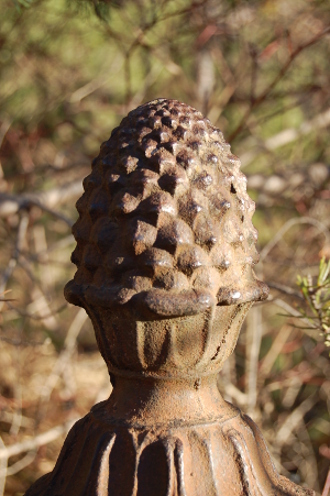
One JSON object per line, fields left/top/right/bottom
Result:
{"left": 65, "top": 98, "right": 268, "bottom": 317}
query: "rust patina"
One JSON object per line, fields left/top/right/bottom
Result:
{"left": 25, "top": 99, "right": 315, "bottom": 496}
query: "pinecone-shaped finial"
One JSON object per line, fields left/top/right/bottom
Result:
{"left": 65, "top": 99, "right": 268, "bottom": 317}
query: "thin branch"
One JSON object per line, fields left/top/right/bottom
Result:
{"left": 0, "top": 193, "right": 73, "bottom": 226}
{"left": 0, "top": 437, "right": 6, "bottom": 496}
{"left": 246, "top": 305, "right": 263, "bottom": 415}
{"left": 0, "top": 336, "right": 49, "bottom": 347}
{"left": 267, "top": 281, "right": 304, "bottom": 300}
{"left": 0, "top": 419, "right": 77, "bottom": 461}
{"left": 39, "top": 308, "right": 88, "bottom": 404}
{"left": 2, "top": 452, "right": 36, "bottom": 478}
{"left": 229, "top": 27, "right": 330, "bottom": 141}
{"left": 0, "top": 180, "right": 83, "bottom": 223}
{"left": 0, "top": 118, "right": 12, "bottom": 150}
{"left": 5, "top": 301, "right": 67, "bottom": 321}
{"left": 322, "top": 469, "right": 330, "bottom": 496}
{"left": 224, "top": 383, "right": 247, "bottom": 407}
{"left": 0, "top": 412, "right": 34, "bottom": 429}
{"left": 296, "top": 421, "right": 320, "bottom": 492}
{"left": 240, "top": 108, "right": 330, "bottom": 168}
{"left": 271, "top": 297, "right": 320, "bottom": 339}
{"left": 0, "top": 212, "right": 29, "bottom": 312}
{"left": 260, "top": 217, "right": 330, "bottom": 262}
{"left": 275, "top": 395, "right": 317, "bottom": 447}
{"left": 259, "top": 324, "right": 293, "bottom": 378}
{"left": 69, "top": 54, "right": 123, "bottom": 103}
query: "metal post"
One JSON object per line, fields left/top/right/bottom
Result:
{"left": 25, "top": 99, "right": 315, "bottom": 496}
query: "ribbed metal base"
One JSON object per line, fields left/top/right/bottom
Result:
{"left": 25, "top": 399, "right": 314, "bottom": 496}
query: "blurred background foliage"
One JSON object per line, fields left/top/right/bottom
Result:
{"left": 0, "top": 0, "right": 329, "bottom": 494}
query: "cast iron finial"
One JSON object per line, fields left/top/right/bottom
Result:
{"left": 65, "top": 98, "right": 268, "bottom": 316}
{"left": 25, "top": 99, "right": 315, "bottom": 496}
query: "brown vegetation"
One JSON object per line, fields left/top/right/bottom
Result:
{"left": 0, "top": 0, "right": 329, "bottom": 494}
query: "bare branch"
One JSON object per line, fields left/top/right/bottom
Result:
{"left": 267, "top": 281, "right": 304, "bottom": 300}
{"left": 260, "top": 217, "right": 330, "bottom": 262}
{"left": 275, "top": 395, "right": 317, "bottom": 447}
{"left": 240, "top": 108, "right": 330, "bottom": 168}
{"left": 245, "top": 305, "right": 263, "bottom": 416}
{"left": 322, "top": 469, "right": 330, "bottom": 496}
{"left": 229, "top": 27, "right": 330, "bottom": 141}
{"left": 0, "top": 213, "right": 29, "bottom": 311}
{"left": 0, "top": 420, "right": 77, "bottom": 461}
{"left": 0, "top": 180, "right": 83, "bottom": 224}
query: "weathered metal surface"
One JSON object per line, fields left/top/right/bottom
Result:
{"left": 25, "top": 99, "right": 315, "bottom": 496}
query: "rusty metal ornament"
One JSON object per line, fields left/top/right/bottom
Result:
{"left": 25, "top": 99, "right": 315, "bottom": 496}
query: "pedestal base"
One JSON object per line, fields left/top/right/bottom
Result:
{"left": 25, "top": 399, "right": 315, "bottom": 496}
